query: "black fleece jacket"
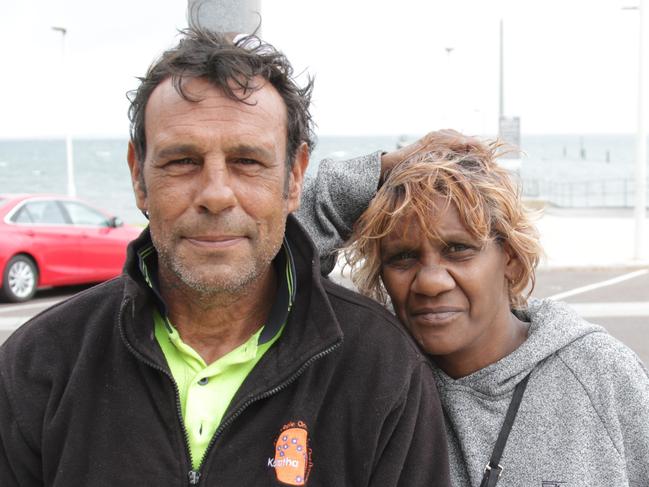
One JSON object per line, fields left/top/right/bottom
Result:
{"left": 0, "top": 216, "right": 450, "bottom": 487}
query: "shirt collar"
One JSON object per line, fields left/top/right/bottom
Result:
{"left": 137, "top": 236, "right": 296, "bottom": 346}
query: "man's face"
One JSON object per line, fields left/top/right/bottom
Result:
{"left": 127, "top": 77, "right": 308, "bottom": 297}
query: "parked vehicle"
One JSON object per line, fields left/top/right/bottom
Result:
{"left": 0, "top": 194, "right": 142, "bottom": 302}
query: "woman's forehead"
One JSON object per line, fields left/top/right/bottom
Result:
{"left": 381, "top": 204, "right": 472, "bottom": 244}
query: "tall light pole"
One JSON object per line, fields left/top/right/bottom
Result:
{"left": 187, "top": 0, "right": 261, "bottom": 34}
{"left": 499, "top": 18, "right": 504, "bottom": 123}
{"left": 635, "top": 0, "right": 647, "bottom": 260}
{"left": 624, "top": 1, "right": 648, "bottom": 260}
{"left": 52, "top": 26, "right": 76, "bottom": 198}
{"left": 444, "top": 47, "right": 454, "bottom": 127}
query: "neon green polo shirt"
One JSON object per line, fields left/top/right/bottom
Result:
{"left": 138, "top": 240, "right": 296, "bottom": 469}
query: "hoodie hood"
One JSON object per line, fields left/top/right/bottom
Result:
{"left": 432, "top": 297, "right": 605, "bottom": 396}
{"left": 432, "top": 297, "right": 649, "bottom": 487}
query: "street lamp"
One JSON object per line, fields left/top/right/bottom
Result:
{"left": 51, "top": 26, "right": 76, "bottom": 198}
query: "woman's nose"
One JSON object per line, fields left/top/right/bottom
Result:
{"left": 411, "top": 264, "right": 456, "bottom": 297}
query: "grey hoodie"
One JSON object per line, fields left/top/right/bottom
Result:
{"left": 296, "top": 152, "right": 649, "bottom": 486}
{"left": 439, "top": 298, "right": 649, "bottom": 486}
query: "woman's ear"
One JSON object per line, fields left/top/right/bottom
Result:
{"left": 502, "top": 241, "right": 522, "bottom": 285}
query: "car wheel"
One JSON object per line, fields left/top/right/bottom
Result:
{"left": 1, "top": 255, "right": 38, "bottom": 303}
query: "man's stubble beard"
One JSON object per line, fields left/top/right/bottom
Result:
{"left": 153, "top": 218, "right": 287, "bottom": 301}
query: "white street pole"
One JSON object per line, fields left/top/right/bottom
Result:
{"left": 444, "top": 47, "right": 454, "bottom": 127}
{"left": 187, "top": 0, "right": 261, "bottom": 34}
{"left": 52, "top": 26, "right": 76, "bottom": 198}
{"left": 634, "top": 0, "right": 647, "bottom": 260}
{"left": 499, "top": 18, "right": 504, "bottom": 123}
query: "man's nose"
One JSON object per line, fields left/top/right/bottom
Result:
{"left": 411, "top": 264, "right": 456, "bottom": 297}
{"left": 194, "top": 159, "right": 237, "bottom": 214}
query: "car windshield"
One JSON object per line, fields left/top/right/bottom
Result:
{"left": 11, "top": 200, "right": 68, "bottom": 224}
{"left": 61, "top": 201, "right": 109, "bottom": 226}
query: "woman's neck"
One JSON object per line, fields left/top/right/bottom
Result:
{"left": 434, "top": 312, "right": 530, "bottom": 379}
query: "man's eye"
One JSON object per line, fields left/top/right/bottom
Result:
{"left": 234, "top": 158, "right": 260, "bottom": 166}
{"left": 169, "top": 158, "right": 196, "bottom": 165}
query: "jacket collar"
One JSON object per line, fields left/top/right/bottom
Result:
{"left": 119, "top": 215, "right": 343, "bottom": 378}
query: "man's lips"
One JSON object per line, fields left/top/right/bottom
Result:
{"left": 183, "top": 235, "right": 247, "bottom": 248}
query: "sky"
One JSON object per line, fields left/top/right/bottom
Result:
{"left": 0, "top": 0, "right": 645, "bottom": 138}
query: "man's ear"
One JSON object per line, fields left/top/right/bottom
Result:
{"left": 127, "top": 142, "right": 147, "bottom": 213}
{"left": 286, "top": 142, "right": 309, "bottom": 213}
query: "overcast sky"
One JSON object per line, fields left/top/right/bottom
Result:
{"left": 0, "top": 0, "right": 645, "bottom": 138}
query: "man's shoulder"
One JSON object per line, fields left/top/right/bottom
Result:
{"left": 319, "top": 278, "right": 426, "bottom": 363}
{"left": 0, "top": 276, "right": 126, "bottom": 366}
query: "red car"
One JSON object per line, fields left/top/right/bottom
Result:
{"left": 0, "top": 194, "right": 142, "bottom": 302}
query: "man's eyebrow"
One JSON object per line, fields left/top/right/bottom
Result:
{"left": 154, "top": 144, "right": 201, "bottom": 160}
{"left": 227, "top": 144, "right": 275, "bottom": 161}
{"left": 153, "top": 143, "right": 276, "bottom": 161}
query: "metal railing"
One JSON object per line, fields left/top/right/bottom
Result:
{"left": 522, "top": 177, "right": 649, "bottom": 208}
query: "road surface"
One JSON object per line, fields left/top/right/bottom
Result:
{"left": 1, "top": 268, "right": 648, "bottom": 364}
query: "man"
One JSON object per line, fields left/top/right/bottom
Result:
{"left": 0, "top": 29, "right": 449, "bottom": 486}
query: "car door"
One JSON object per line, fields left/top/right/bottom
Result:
{"left": 59, "top": 200, "right": 127, "bottom": 280}
{"left": 10, "top": 199, "right": 86, "bottom": 285}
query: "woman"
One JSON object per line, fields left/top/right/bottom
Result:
{"left": 298, "top": 130, "right": 649, "bottom": 486}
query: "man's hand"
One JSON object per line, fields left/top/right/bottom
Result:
{"left": 379, "top": 129, "right": 469, "bottom": 185}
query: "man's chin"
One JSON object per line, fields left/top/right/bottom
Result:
{"left": 172, "top": 263, "right": 259, "bottom": 297}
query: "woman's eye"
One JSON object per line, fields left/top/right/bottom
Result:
{"left": 447, "top": 243, "right": 469, "bottom": 253}
{"left": 385, "top": 250, "right": 418, "bottom": 266}
{"left": 445, "top": 243, "right": 477, "bottom": 258}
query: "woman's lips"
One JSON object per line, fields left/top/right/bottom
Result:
{"left": 410, "top": 307, "right": 463, "bottom": 325}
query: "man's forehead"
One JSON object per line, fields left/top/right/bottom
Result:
{"left": 144, "top": 76, "right": 288, "bottom": 151}
{"left": 148, "top": 76, "right": 287, "bottom": 117}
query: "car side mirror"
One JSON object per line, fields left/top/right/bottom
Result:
{"left": 107, "top": 216, "right": 123, "bottom": 228}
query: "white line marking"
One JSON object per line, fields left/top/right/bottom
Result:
{"left": 1, "top": 303, "right": 647, "bottom": 334}
{"left": 0, "top": 298, "right": 64, "bottom": 314}
{"left": 0, "top": 317, "right": 29, "bottom": 330}
{"left": 548, "top": 269, "right": 649, "bottom": 300}
{"left": 569, "top": 302, "right": 649, "bottom": 318}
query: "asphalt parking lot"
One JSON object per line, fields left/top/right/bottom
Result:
{"left": 1, "top": 267, "right": 648, "bottom": 365}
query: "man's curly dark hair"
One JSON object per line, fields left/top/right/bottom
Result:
{"left": 127, "top": 27, "right": 315, "bottom": 171}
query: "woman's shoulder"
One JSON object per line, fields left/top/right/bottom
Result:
{"left": 558, "top": 328, "right": 646, "bottom": 376}
{"left": 525, "top": 298, "right": 647, "bottom": 385}
{"left": 555, "top": 328, "right": 649, "bottom": 408}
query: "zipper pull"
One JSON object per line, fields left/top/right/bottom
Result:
{"left": 188, "top": 470, "right": 201, "bottom": 485}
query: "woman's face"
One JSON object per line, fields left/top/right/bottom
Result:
{"left": 380, "top": 198, "right": 521, "bottom": 376}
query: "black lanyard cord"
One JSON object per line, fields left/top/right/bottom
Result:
{"left": 479, "top": 372, "right": 532, "bottom": 487}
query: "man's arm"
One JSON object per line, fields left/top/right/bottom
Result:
{"left": 368, "top": 360, "right": 451, "bottom": 487}
{"left": 0, "top": 362, "right": 41, "bottom": 486}
{"left": 296, "top": 130, "right": 466, "bottom": 275}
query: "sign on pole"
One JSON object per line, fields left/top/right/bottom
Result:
{"left": 498, "top": 116, "right": 521, "bottom": 158}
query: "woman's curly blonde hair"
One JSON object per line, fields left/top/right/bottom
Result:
{"left": 343, "top": 130, "right": 543, "bottom": 309}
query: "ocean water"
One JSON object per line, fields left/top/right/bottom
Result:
{"left": 0, "top": 134, "right": 647, "bottom": 224}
